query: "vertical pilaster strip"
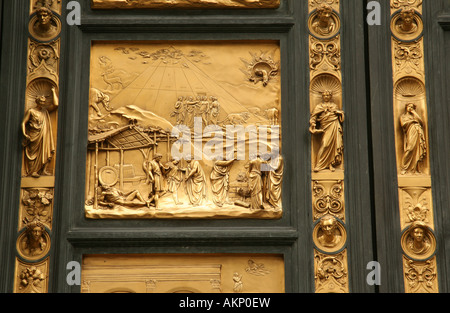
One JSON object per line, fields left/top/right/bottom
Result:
{"left": 14, "top": 0, "right": 62, "bottom": 293}
{"left": 308, "top": 0, "right": 349, "bottom": 293}
{"left": 389, "top": 0, "right": 439, "bottom": 293}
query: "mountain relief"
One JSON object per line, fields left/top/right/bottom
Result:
{"left": 86, "top": 41, "right": 283, "bottom": 219}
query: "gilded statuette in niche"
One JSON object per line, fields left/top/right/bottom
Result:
{"left": 91, "top": 0, "right": 281, "bottom": 9}
{"left": 399, "top": 103, "right": 426, "bottom": 175}
{"left": 22, "top": 85, "right": 58, "bottom": 178}
{"left": 85, "top": 41, "right": 283, "bottom": 220}
{"left": 309, "top": 90, "right": 344, "bottom": 173}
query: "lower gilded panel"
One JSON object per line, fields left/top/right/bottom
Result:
{"left": 403, "top": 255, "right": 439, "bottom": 293}
{"left": 81, "top": 254, "right": 285, "bottom": 293}
{"left": 14, "top": 257, "right": 49, "bottom": 293}
{"left": 314, "top": 249, "right": 349, "bottom": 293}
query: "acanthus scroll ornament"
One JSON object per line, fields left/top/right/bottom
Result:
{"left": 314, "top": 250, "right": 348, "bottom": 293}
{"left": 309, "top": 36, "right": 341, "bottom": 72}
{"left": 403, "top": 256, "right": 438, "bottom": 293}
{"left": 312, "top": 180, "right": 344, "bottom": 221}
{"left": 393, "top": 39, "right": 423, "bottom": 77}
{"left": 391, "top": 0, "right": 423, "bottom": 10}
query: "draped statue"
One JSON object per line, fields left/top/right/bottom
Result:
{"left": 309, "top": 91, "right": 344, "bottom": 172}
{"left": 22, "top": 87, "right": 58, "bottom": 178}
{"left": 400, "top": 103, "right": 427, "bottom": 175}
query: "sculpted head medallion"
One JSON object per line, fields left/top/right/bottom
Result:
{"left": 17, "top": 219, "right": 51, "bottom": 261}
{"left": 391, "top": 8, "right": 423, "bottom": 42}
{"left": 29, "top": 7, "right": 61, "bottom": 42}
{"left": 308, "top": 4, "right": 340, "bottom": 39}
{"left": 401, "top": 221, "right": 436, "bottom": 261}
{"left": 313, "top": 214, "right": 347, "bottom": 253}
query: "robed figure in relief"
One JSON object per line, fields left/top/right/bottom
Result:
{"left": 265, "top": 155, "right": 283, "bottom": 209}
{"left": 210, "top": 159, "right": 235, "bottom": 207}
{"left": 165, "top": 158, "right": 185, "bottom": 205}
{"left": 400, "top": 103, "right": 427, "bottom": 175}
{"left": 185, "top": 159, "right": 207, "bottom": 205}
{"left": 248, "top": 155, "right": 267, "bottom": 211}
{"left": 22, "top": 87, "right": 58, "bottom": 178}
{"left": 309, "top": 91, "right": 344, "bottom": 172}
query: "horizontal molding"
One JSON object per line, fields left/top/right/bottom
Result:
{"left": 77, "top": 17, "right": 295, "bottom": 33}
{"left": 67, "top": 227, "right": 299, "bottom": 247}
{"left": 438, "top": 13, "right": 450, "bottom": 30}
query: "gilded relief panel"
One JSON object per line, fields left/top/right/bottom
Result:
{"left": 91, "top": 0, "right": 281, "bottom": 9}
{"left": 85, "top": 41, "right": 283, "bottom": 220}
{"left": 81, "top": 254, "right": 285, "bottom": 293}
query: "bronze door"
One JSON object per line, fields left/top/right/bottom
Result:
{"left": 0, "top": 0, "right": 449, "bottom": 294}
